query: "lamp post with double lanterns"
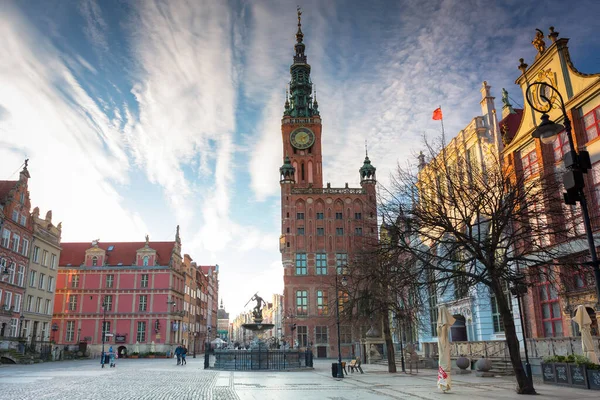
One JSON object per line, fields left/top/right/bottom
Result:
{"left": 101, "top": 296, "right": 108, "bottom": 368}
{"left": 334, "top": 270, "right": 348, "bottom": 379}
{"left": 526, "top": 81, "right": 600, "bottom": 309}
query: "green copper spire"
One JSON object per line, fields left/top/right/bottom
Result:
{"left": 280, "top": 156, "right": 295, "bottom": 182}
{"left": 360, "top": 143, "right": 376, "bottom": 182}
{"left": 284, "top": 7, "right": 319, "bottom": 118}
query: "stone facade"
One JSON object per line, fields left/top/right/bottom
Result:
{"left": 0, "top": 164, "right": 33, "bottom": 337}
{"left": 279, "top": 12, "right": 378, "bottom": 359}
{"left": 23, "top": 207, "right": 62, "bottom": 343}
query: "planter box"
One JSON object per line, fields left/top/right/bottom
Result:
{"left": 554, "top": 363, "right": 570, "bottom": 386}
{"left": 588, "top": 369, "right": 600, "bottom": 390}
{"left": 541, "top": 363, "right": 556, "bottom": 383}
{"left": 130, "top": 355, "right": 139, "bottom": 359}
{"left": 569, "top": 364, "right": 588, "bottom": 389}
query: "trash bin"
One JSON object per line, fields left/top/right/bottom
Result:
{"left": 102, "top": 354, "right": 110, "bottom": 365}
{"left": 331, "top": 362, "right": 338, "bottom": 377}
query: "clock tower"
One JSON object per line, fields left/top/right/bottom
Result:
{"left": 281, "top": 8, "right": 323, "bottom": 189}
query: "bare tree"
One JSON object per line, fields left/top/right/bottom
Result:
{"left": 377, "top": 138, "right": 574, "bottom": 394}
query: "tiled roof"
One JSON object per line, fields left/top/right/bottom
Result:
{"left": 59, "top": 241, "right": 175, "bottom": 267}
{"left": 199, "top": 265, "right": 217, "bottom": 275}
{"left": 0, "top": 180, "right": 18, "bottom": 205}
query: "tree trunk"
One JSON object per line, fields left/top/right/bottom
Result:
{"left": 382, "top": 311, "right": 397, "bottom": 373}
{"left": 492, "top": 279, "right": 535, "bottom": 394}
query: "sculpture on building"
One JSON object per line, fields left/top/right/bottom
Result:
{"left": 532, "top": 28, "right": 546, "bottom": 54}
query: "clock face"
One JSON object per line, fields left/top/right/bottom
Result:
{"left": 290, "top": 127, "right": 315, "bottom": 149}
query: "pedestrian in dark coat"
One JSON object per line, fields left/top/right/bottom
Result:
{"left": 175, "top": 345, "right": 182, "bottom": 365}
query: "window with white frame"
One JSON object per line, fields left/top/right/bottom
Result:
{"left": 17, "top": 265, "right": 24, "bottom": 286}
{"left": 7, "top": 262, "right": 15, "bottom": 284}
{"left": 66, "top": 321, "right": 75, "bottom": 341}
{"left": 583, "top": 105, "right": 600, "bottom": 142}
{"left": 71, "top": 275, "right": 79, "bottom": 288}
{"left": 11, "top": 211, "right": 18, "bottom": 222}
{"left": 10, "top": 318, "right": 18, "bottom": 337}
{"left": 42, "top": 250, "right": 48, "bottom": 266}
{"left": 521, "top": 149, "right": 539, "bottom": 179}
{"left": 139, "top": 295, "right": 148, "bottom": 311}
{"left": 14, "top": 294, "right": 21, "bottom": 312}
{"left": 335, "top": 253, "right": 347, "bottom": 274}
{"left": 4, "top": 291, "right": 13, "bottom": 310}
{"left": 45, "top": 299, "right": 51, "bottom": 315}
{"left": 20, "top": 214, "right": 26, "bottom": 226}
{"left": 102, "top": 321, "right": 111, "bottom": 341}
{"left": 35, "top": 297, "right": 41, "bottom": 313}
{"left": 1, "top": 229, "right": 10, "bottom": 247}
{"left": 50, "top": 253, "right": 57, "bottom": 269}
{"left": 137, "top": 321, "right": 146, "bottom": 342}
{"left": 68, "top": 295, "right": 77, "bottom": 311}
{"left": 141, "top": 274, "right": 149, "bottom": 288}
{"left": 39, "top": 273, "right": 45, "bottom": 289}
{"left": 33, "top": 246, "right": 40, "bottom": 263}
{"left": 26, "top": 295, "right": 33, "bottom": 312}
{"left": 22, "top": 238, "right": 29, "bottom": 256}
{"left": 106, "top": 274, "right": 114, "bottom": 288}
{"left": 11, "top": 233, "right": 20, "bottom": 252}
{"left": 29, "top": 270, "right": 36, "bottom": 287}
{"left": 47, "top": 276, "right": 54, "bottom": 292}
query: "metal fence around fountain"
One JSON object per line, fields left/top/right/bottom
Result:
{"left": 207, "top": 348, "right": 314, "bottom": 371}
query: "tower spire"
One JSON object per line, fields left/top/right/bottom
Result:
{"left": 296, "top": 6, "right": 303, "bottom": 43}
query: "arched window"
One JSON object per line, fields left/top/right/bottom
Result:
{"left": 143, "top": 256, "right": 149, "bottom": 266}
{"left": 92, "top": 256, "right": 98, "bottom": 266}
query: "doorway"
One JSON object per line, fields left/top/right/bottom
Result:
{"left": 451, "top": 314, "right": 468, "bottom": 342}
{"left": 317, "top": 346, "right": 327, "bottom": 358}
{"left": 118, "top": 346, "right": 128, "bottom": 358}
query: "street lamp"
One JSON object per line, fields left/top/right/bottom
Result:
{"left": 393, "top": 314, "right": 406, "bottom": 373}
{"left": 511, "top": 270, "right": 533, "bottom": 388}
{"left": 18, "top": 314, "right": 24, "bottom": 338}
{"left": 526, "top": 81, "right": 600, "bottom": 309}
{"left": 335, "top": 271, "right": 348, "bottom": 379}
{"left": 101, "top": 296, "right": 107, "bottom": 368}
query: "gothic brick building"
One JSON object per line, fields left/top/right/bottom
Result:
{"left": 279, "top": 11, "right": 378, "bottom": 359}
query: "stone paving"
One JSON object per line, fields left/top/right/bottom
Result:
{"left": 0, "top": 357, "right": 598, "bottom": 399}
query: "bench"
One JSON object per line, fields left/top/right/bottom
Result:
{"left": 348, "top": 358, "right": 364, "bottom": 374}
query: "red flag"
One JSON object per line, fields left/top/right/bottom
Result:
{"left": 432, "top": 107, "right": 443, "bottom": 120}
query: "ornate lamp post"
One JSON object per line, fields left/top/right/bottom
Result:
{"left": 334, "top": 271, "right": 347, "bottom": 379}
{"left": 101, "top": 296, "right": 107, "bottom": 368}
{"left": 526, "top": 81, "right": 600, "bottom": 308}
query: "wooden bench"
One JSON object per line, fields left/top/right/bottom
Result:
{"left": 348, "top": 358, "right": 364, "bottom": 374}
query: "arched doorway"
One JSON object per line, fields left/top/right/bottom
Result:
{"left": 451, "top": 314, "right": 468, "bottom": 342}
{"left": 118, "top": 346, "right": 128, "bottom": 358}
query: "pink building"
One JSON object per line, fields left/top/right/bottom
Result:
{"left": 52, "top": 230, "right": 186, "bottom": 357}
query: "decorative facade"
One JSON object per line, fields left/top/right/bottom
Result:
{"left": 279, "top": 10, "right": 379, "bottom": 359}
{"left": 502, "top": 27, "right": 600, "bottom": 339}
{"left": 51, "top": 231, "right": 186, "bottom": 356}
{"left": 0, "top": 163, "right": 33, "bottom": 338}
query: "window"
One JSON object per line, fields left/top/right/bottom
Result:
{"left": 68, "top": 295, "right": 78, "bottom": 311}
{"left": 296, "top": 290, "right": 308, "bottom": 315}
{"left": 297, "top": 227, "right": 305, "bottom": 235}
{"left": 315, "top": 326, "right": 328, "bottom": 344}
{"left": 335, "top": 212, "right": 343, "bottom": 220}
{"left": 71, "top": 275, "right": 79, "bottom": 288}
{"left": 20, "top": 192, "right": 25, "bottom": 204}
{"left": 7, "top": 262, "right": 15, "bottom": 285}
{"left": 340, "top": 325, "right": 352, "bottom": 344}
{"left": 141, "top": 274, "right": 149, "bottom": 288}
{"left": 66, "top": 321, "right": 75, "bottom": 341}
{"left": 316, "top": 212, "right": 324, "bottom": 220}
{"left": 9, "top": 318, "right": 17, "bottom": 337}
{"left": 45, "top": 299, "right": 51, "bottom": 314}
{"left": 50, "top": 254, "right": 57, "bottom": 269}
{"left": 584, "top": 105, "right": 600, "bottom": 142}
{"left": 22, "top": 239, "right": 29, "bottom": 256}
{"left": 295, "top": 253, "right": 307, "bottom": 275}
{"left": 491, "top": 282, "right": 512, "bottom": 333}
{"left": 26, "top": 295, "right": 33, "bottom": 312}
{"left": 106, "top": 274, "right": 114, "bottom": 288}
{"left": 104, "top": 295, "right": 113, "bottom": 311}
{"left": 296, "top": 325, "right": 308, "bottom": 347}
{"left": 35, "top": 297, "right": 41, "bottom": 313}
{"left": 143, "top": 256, "right": 149, "bottom": 266}
{"left": 139, "top": 295, "right": 148, "bottom": 311}
{"left": 539, "top": 273, "right": 563, "bottom": 337}
{"left": 42, "top": 250, "right": 48, "bottom": 266}
{"left": 355, "top": 212, "right": 362, "bottom": 220}
{"left": 92, "top": 256, "right": 98, "bottom": 266}
{"left": 336, "top": 228, "right": 344, "bottom": 236}
{"left": 102, "top": 321, "right": 111, "bottom": 341}
{"left": 14, "top": 294, "right": 21, "bottom": 312}
{"left": 137, "top": 321, "right": 146, "bottom": 342}
{"left": 20, "top": 214, "right": 26, "bottom": 226}
{"left": 317, "top": 290, "right": 328, "bottom": 315}
{"left": 315, "top": 253, "right": 327, "bottom": 275}
{"left": 11, "top": 233, "right": 20, "bottom": 252}
{"left": 29, "top": 270, "right": 36, "bottom": 287}
{"left": 4, "top": 291, "right": 13, "bottom": 309}
{"left": 316, "top": 227, "right": 324, "bottom": 236}
{"left": 12, "top": 210, "right": 18, "bottom": 222}
{"left": 1, "top": 229, "right": 10, "bottom": 247}
{"left": 355, "top": 227, "right": 363, "bottom": 236}
{"left": 38, "top": 273, "right": 45, "bottom": 289}
{"left": 47, "top": 276, "right": 54, "bottom": 292}
{"left": 553, "top": 131, "right": 569, "bottom": 162}
{"left": 17, "top": 265, "right": 25, "bottom": 287}
{"left": 521, "top": 150, "right": 539, "bottom": 179}
{"left": 335, "top": 253, "right": 347, "bottom": 274}
{"left": 296, "top": 212, "right": 304, "bottom": 220}
{"left": 33, "top": 246, "right": 40, "bottom": 263}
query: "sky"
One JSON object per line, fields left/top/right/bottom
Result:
{"left": 1, "top": 0, "right": 599, "bottom": 317}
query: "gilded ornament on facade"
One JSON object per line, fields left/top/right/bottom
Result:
{"left": 532, "top": 28, "right": 546, "bottom": 55}
{"left": 527, "top": 69, "right": 558, "bottom": 112}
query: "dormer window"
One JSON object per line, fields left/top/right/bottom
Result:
{"left": 143, "top": 256, "right": 149, "bottom": 266}
{"left": 92, "top": 256, "right": 98, "bottom": 266}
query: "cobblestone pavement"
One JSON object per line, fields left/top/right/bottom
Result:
{"left": 1, "top": 358, "right": 599, "bottom": 399}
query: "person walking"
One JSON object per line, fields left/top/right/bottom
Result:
{"left": 108, "top": 346, "right": 116, "bottom": 368}
{"left": 181, "top": 346, "right": 187, "bottom": 365}
{"left": 175, "top": 345, "right": 182, "bottom": 365}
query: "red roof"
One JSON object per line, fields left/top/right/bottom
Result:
{"left": 59, "top": 241, "right": 176, "bottom": 267}
{"left": 0, "top": 180, "right": 18, "bottom": 205}
{"left": 199, "top": 265, "right": 217, "bottom": 275}
{"left": 499, "top": 109, "right": 524, "bottom": 145}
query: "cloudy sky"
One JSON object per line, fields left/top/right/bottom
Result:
{"left": 1, "top": 0, "right": 599, "bottom": 316}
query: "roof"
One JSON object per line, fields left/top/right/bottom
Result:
{"left": 199, "top": 265, "right": 217, "bottom": 275}
{"left": 499, "top": 109, "right": 524, "bottom": 146}
{"left": 0, "top": 180, "right": 18, "bottom": 204}
{"left": 59, "top": 241, "right": 175, "bottom": 267}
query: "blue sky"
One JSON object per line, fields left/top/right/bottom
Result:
{"left": 1, "top": 0, "right": 599, "bottom": 316}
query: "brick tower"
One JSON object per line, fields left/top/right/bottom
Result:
{"left": 279, "top": 9, "right": 378, "bottom": 359}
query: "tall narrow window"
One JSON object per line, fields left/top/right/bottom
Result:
{"left": 7, "top": 263, "right": 15, "bottom": 285}
{"left": 1, "top": 230, "right": 10, "bottom": 248}
{"left": 354, "top": 212, "right": 362, "bottom": 220}
{"left": 317, "top": 290, "right": 328, "bottom": 315}
{"left": 296, "top": 325, "right": 308, "bottom": 347}
{"left": 68, "top": 295, "right": 78, "bottom": 311}
{"left": 316, "top": 212, "right": 324, "bottom": 220}
{"left": 143, "top": 256, "right": 149, "bottom": 266}
{"left": 38, "top": 273, "right": 45, "bottom": 289}
{"left": 33, "top": 246, "right": 40, "bottom": 263}
{"left": 335, "top": 212, "right": 343, "bottom": 220}
{"left": 296, "top": 290, "right": 308, "bottom": 315}
{"left": 301, "top": 163, "right": 305, "bottom": 181}
{"left": 137, "top": 321, "right": 146, "bottom": 342}
{"left": 315, "top": 326, "right": 328, "bottom": 344}
{"left": 317, "top": 227, "right": 324, "bottom": 236}
{"left": 336, "top": 228, "right": 344, "bottom": 236}
{"left": 521, "top": 150, "right": 539, "bottom": 179}
{"left": 29, "top": 270, "right": 36, "bottom": 287}
{"left": 17, "top": 266, "right": 24, "bottom": 287}
{"left": 11, "top": 234, "right": 20, "bottom": 252}
{"left": 22, "top": 239, "right": 29, "bottom": 256}
{"left": 104, "top": 295, "right": 113, "bottom": 311}
{"left": 141, "top": 274, "right": 149, "bottom": 288}
{"left": 335, "top": 253, "right": 347, "bottom": 274}
{"left": 491, "top": 281, "right": 512, "bottom": 333}
{"left": 295, "top": 253, "right": 307, "bottom": 275}
{"left": 102, "top": 321, "right": 111, "bottom": 341}
{"left": 71, "top": 275, "right": 79, "bottom": 288}
{"left": 139, "top": 295, "right": 148, "bottom": 311}
{"left": 539, "top": 271, "right": 563, "bottom": 337}
{"left": 92, "top": 256, "right": 98, "bottom": 266}
{"left": 41, "top": 250, "right": 48, "bottom": 266}
{"left": 315, "top": 253, "right": 327, "bottom": 275}
{"left": 66, "top": 321, "right": 75, "bottom": 342}
{"left": 106, "top": 274, "right": 114, "bottom": 288}
{"left": 51, "top": 254, "right": 57, "bottom": 269}
{"left": 13, "top": 294, "right": 21, "bottom": 312}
